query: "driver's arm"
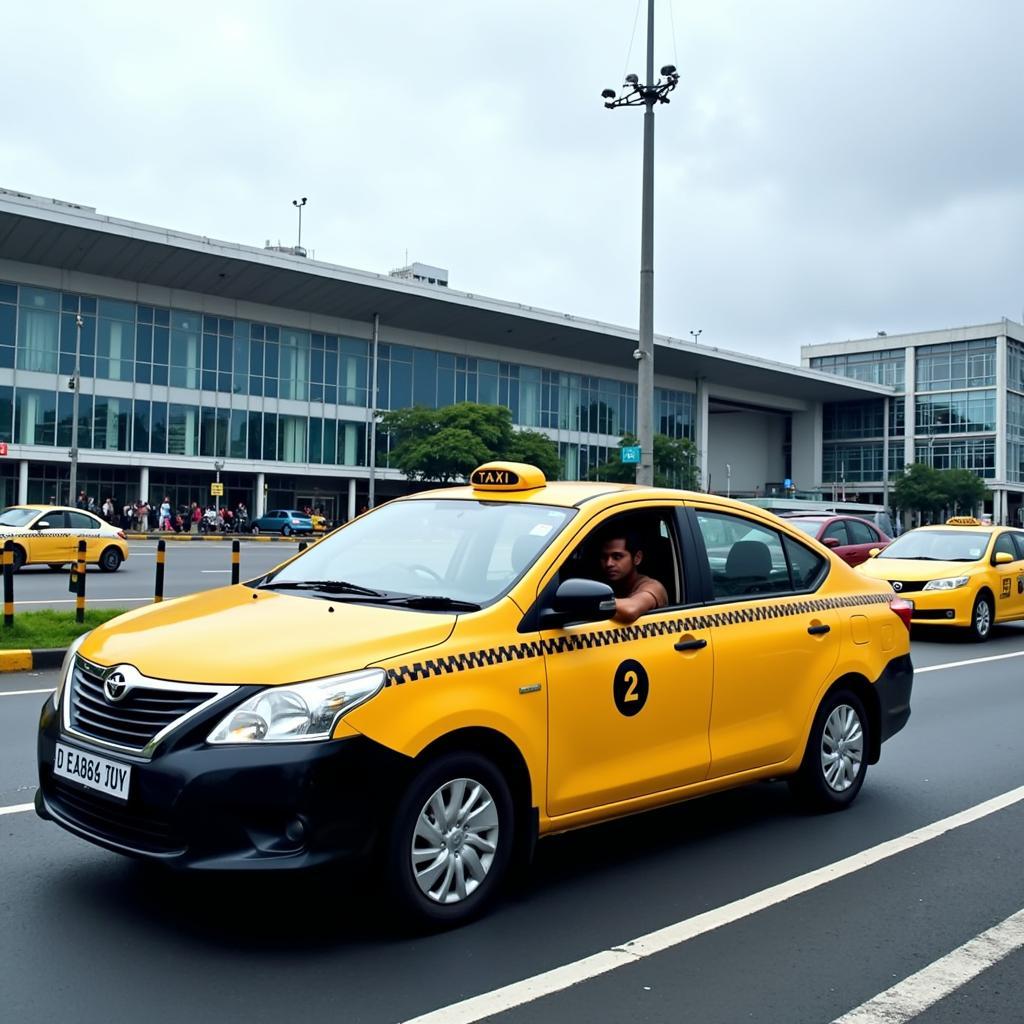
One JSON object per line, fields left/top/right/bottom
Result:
{"left": 613, "top": 580, "right": 668, "bottom": 624}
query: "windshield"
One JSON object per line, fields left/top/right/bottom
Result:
{"left": 787, "top": 519, "right": 825, "bottom": 537}
{"left": 878, "top": 529, "right": 991, "bottom": 562}
{"left": 0, "top": 508, "right": 37, "bottom": 527}
{"left": 263, "top": 499, "right": 574, "bottom": 605}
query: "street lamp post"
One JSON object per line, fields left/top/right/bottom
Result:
{"left": 292, "top": 197, "right": 307, "bottom": 250}
{"left": 68, "top": 313, "right": 83, "bottom": 506}
{"left": 214, "top": 459, "right": 225, "bottom": 514}
{"left": 726, "top": 463, "right": 731, "bottom": 499}
{"left": 602, "top": 0, "right": 678, "bottom": 486}
{"left": 690, "top": 329, "right": 702, "bottom": 345}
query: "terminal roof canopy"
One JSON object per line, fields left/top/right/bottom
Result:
{"left": 0, "top": 192, "right": 893, "bottom": 405}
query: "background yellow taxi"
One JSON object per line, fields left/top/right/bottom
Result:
{"left": 37, "top": 464, "right": 911, "bottom": 926}
{"left": 0, "top": 505, "right": 128, "bottom": 572}
{"left": 856, "top": 517, "right": 1024, "bottom": 640}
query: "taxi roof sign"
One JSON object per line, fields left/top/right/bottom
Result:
{"left": 469, "top": 462, "right": 546, "bottom": 491}
{"left": 945, "top": 516, "right": 983, "bottom": 526}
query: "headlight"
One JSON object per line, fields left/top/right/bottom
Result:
{"left": 53, "top": 632, "right": 88, "bottom": 711}
{"left": 922, "top": 575, "right": 970, "bottom": 591}
{"left": 207, "top": 668, "right": 385, "bottom": 744}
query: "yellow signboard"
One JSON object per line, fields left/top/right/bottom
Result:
{"left": 210, "top": 482, "right": 224, "bottom": 496}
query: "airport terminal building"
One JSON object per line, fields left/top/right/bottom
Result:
{"left": 0, "top": 188, "right": 910, "bottom": 521}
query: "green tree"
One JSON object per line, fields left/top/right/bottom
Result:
{"left": 893, "top": 463, "right": 990, "bottom": 521}
{"left": 589, "top": 434, "right": 701, "bottom": 489}
{"left": 378, "top": 402, "right": 561, "bottom": 482}
{"left": 940, "top": 468, "right": 988, "bottom": 515}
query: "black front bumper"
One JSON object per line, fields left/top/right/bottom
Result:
{"left": 874, "top": 652, "right": 913, "bottom": 748}
{"left": 36, "top": 694, "right": 412, "bottom": 870}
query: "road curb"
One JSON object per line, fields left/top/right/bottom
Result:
{"left": 0, "top": 648, "right": 66, "bottom": 673}
{"left": 124, "top": 533, "right": 314, "bottom": 542}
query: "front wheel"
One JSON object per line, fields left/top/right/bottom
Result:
{"left": 789, "top": 688, "right": 869, "bottom": 812}
{"left": 98, "top": 547, "right": 123, "bottom": 573}
{"left": 281, "top": 525, "right": 292, "bottom": 537}
{"left": 968, "top": 592, "right": 993, "bottom": 642}
{"left": 385, "top": 752, "right": 514, "bottom": 927}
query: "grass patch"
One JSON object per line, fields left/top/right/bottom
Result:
{"left": 0, "top": 608, "right": 130, "bottom": 650}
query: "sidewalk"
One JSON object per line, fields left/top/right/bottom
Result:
{"left": 124, "top": 531, "right": 314, "bottom": 542}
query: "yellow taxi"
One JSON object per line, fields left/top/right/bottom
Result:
{"left": 310, "top": 512, "right": 328, "bottom": 534}
{"left": 36, "top": 464, "right": 912, "bottom": 925}
{"left": 0, "top": 505, "right": 129, "bottom": 572}
{"left": 856, "top": 516, "right": 1024, "bottom": 641}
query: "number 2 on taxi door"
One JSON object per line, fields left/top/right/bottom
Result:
{"left": 613, "top": 659, "right": 649, "bottom": 717}
{"left": 624, "top": 671, "right": 640, "bottom": 702}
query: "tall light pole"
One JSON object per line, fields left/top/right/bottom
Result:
{"left": 292, "top": 197, "right": 307, "bottom": 250}
{"left": 68, "top": 313, "right": 83, "bottom": 505}
{"left": 726, "top": 462, "right": 731, "bottom": 499}
{"left": 602, "top": 0, "right": 679, "bottom": 486}
{"left": 690, "top": 329, "right": 702, "bottom": 345}
{"left": 213, "top": 459, "right": 225, "bottom": 514}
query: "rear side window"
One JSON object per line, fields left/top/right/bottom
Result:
{"left": 694, "top": 510, "right": 791, "bottom": 601}
{"left": 821, "top": 521, "right": 849, "bottom": 545}
{"left": 783, "top": 536, "right": 827, "bottom": 590}
{"left": 845, "top": 519, "right": 877, "bottom": 545}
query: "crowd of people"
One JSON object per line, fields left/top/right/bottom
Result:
{"left": 66, "top": 491, "right": 250, "bottom": 534}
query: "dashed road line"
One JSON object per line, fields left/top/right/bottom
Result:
{"left": 916, "top": 649, "right": 1024, "bottom": 673}
{"left": 832, "top": 907, "right": 1024, "bottom": 1023}
{"left": 0, "top": 801, "right": 35, "bottom": 816}
{"left": 0, "top": 688, "right": 54, "bottom": 697}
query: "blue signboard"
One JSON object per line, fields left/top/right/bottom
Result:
{"left": 621, "top": 446, "right": 642, "bottom": 464}
{"left": 783, "top": 478, "right": 793, "bottom": 489}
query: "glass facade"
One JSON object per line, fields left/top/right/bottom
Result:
{"left": 809, "top": 349, "right": 905, "bottom": 388}
{"left": 915, "top": 390, "right": 996, "bottom": 434}
{"left": 823, "top": 398, "right": 904, "bottom": 441}
{"left": 823, "top": 442, "right": 904, "bottom": 483}
{"left": 0, "top": 280, "right": 694, "bottom": 476}
{"left": 914, "top": 438, "right": 995, "bottom": 474}
{"left": 915, "top": 338, "right": 995, "bottom": 391}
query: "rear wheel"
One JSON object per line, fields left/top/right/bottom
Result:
{"left": 385, "top": 752, "right": 514, "bottom": 927}
{"left": 968, "top": 592, "right": 993, "bottom": 642}
{"left": 281, "top": 525, "right": 292, "bottom": 537}
{"left": 789, "top": 688, "right": 868, "bottom": 812}
{"left": 98, "top": 547, "right": 123, "bottom": 573}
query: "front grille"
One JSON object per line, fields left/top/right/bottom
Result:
{"left": 68, "top": 662, "right": 222, "bottom": 753}
{"left": 49, "top": 778, "right": 183, "bottom": 855}
{"left": 889, "top": 580, "right": 927, "bottom": 593}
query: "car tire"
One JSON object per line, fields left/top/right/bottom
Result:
{"left": 384, "top": 751, "right": 514, "bottom": 928}
{"left": 968, "top": 592, "right": 993, "bottom": 642}
{"left": 281, "top": 525, "right": 292, "bottom": 537}
{"left": 789, "top": 688, "right": 869, "bottom": 813}
{"left": 98, "top": 547, "right": 123, "bottom": 573}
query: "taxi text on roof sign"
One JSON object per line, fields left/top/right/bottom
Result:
{"left": 945, "top": 516, "right": 983, "bottom": 526}
{"left": 469, "top": 462, "right": 546, "bottom": 491}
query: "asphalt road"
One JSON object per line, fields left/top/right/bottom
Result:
{"left": 2, "top": 625, "right": 1023, "bottom": 1024}
{"left": 6, "top": 539, "right": 298, "bottom": 613}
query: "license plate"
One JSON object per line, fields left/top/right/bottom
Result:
{"left": 53, "top": 743, "right": 131, "bottom": 801}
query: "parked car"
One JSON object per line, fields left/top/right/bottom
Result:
{"left": 250, "top": 510, "right": 314, "bottom": 536}
{"left": 778, "top": 514, "right": 891, "bottom": 566}
{"left": 0, "top": 505, "right": 128, "bottom": 572}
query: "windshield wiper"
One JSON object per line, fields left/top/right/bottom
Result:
{"left": 259, "top": 580, "right": 385, "bottom": 597}
{"left": 381, "top": 595, "right": 481, "bottom": 611}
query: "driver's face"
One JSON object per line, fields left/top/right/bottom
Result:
{"left": 600, "top": 539, "right": 639, "bottom": 582}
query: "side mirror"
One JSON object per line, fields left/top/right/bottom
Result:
{"left": 867, "top": 547, "right": 881, "bottom": 558}
{"left": 994, "top": 551, "right": 1014, "bottom": 565}
{"left": 34, "top": 520, "right": 51, "bottom": 530}
{"left": 822, "top": 536, "right": 841, "bottom": 549}
{"left": 539, "top": 578, "right": 616, "bottom": 629}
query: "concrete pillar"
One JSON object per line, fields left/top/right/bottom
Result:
{"left": 790, "top": 404, "right": 823, "bottom": 493}
{"left": 694, "top": 379, "right": 710, "bottom": 491}
{"left": 256, "top": 471, "right": 266, "bottom": 519}
{"left": 347, "top": 478, "right": 356, "bottom": 521}
{"left": 996, "top": 334, "right": 1008, "bottom": 499}
{"left": 139, "top": 466, "right": 149, "bottom": 504}
{"left": 17, "top": 460, "right": 28, "bottom": 504}
{"left": 903, "top": 346, "right": 916, "bottom": 470}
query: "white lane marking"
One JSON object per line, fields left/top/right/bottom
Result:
{"left": 916, "top": 650, "right": 1024, "bottom": 674}
{"left": 832, "top": 907, "right": 1024, "bottom": 1023}
{"left": 0, "top": 801, "right": 35, "bottom": 816}
{"left": 200, "top": 570, "right": 231, "bottom": 574}
{"left": 0, "top": 688, "right": 54, "bottom": 697}
{"left": 400, "top": 784, "right": 1024, "bottom": 1024}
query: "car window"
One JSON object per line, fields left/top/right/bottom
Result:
{"left": 554, "top": 508, "right": 682, "bottom": 609}
{"left": 0, "top": 508, "right": 39, "bottom": 527}
{"left": 993, "top": 533, "right": 1018, "bottom": 561}
{"left": 845, "top": 519, "right": 877, "bottom": 545}
{"left": 786, "top": 519, "right": 824, "bottom": 538}
{"left": 821, "top": 521, "right": 849, "bottom": 545}
{"left": 878, "top": 530, "right": 991, "bottom": 561}
{"left": 783, "top": 535, "right": 827, "bottom": 590}
{"left": 1013, "top": 533, "right": 1024, "bottom": 561}
{"left": 36, "top": 511, "right": 68, "bottom": 529}
{"left": 66, "top": 511, "right": 98, "bottom": 530}
{"left": 694, "top": 510, "right": 791, "bottom": 601}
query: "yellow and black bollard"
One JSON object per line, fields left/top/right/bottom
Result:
{"left": 75, "top": 540, "right": 86, "bottom": 624}
{"left": 298, "top": 541, "right": 308, "bottom": 552}
{"left": 154, "top": 539, "right": 166, "bottom": 602}
{"left": 231, "top": 539, "right": 240, "bottom": 585}
{"left": 3, "top": 540, "right": 13, "bottom": 628}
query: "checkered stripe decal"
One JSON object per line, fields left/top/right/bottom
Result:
{"left": 383, "top": 591, "right": 895, "bottom": 686}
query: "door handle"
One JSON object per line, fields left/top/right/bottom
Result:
{"left": 807, "top": 624, "right": 831, "bottom": 636}
{"left": 674, "top": 637, "right": 708, "bottom": 651}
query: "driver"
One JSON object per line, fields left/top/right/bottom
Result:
{"left": 598, "top": 530, "right": 668, "bottom": 624}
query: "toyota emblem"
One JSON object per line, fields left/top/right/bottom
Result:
{"left": 104, "top": 671, "right": 129, "bottom": 702}
{"left": 892, "top": 581, "right": 903, "bottom": 591}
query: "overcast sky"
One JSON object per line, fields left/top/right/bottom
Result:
{"left": 3, "top": 1, "right": 1023, "bottom": 364}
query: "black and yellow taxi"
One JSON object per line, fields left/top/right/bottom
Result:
{"left": 36, "top": 464, "right": 912, "bottom": 924}
{"left": 0, "top": 505, "right": 128, "bottom": 572}
{"left": 856, "top": 516, "right": 1024, "bottom": 641}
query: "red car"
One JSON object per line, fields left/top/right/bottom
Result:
{"left": 779, "top": 514, "right": 891, "bottom": 566}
